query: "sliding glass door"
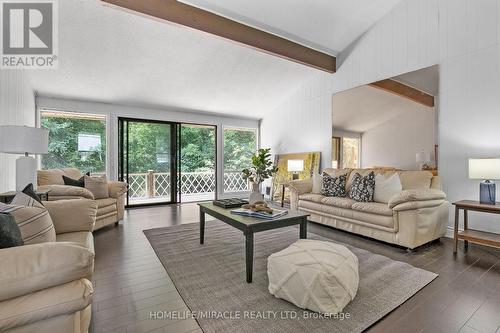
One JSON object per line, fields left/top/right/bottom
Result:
{"left": 119, "top": 118, "right": 217, "bottom": 206}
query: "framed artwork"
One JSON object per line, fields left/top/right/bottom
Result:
{"left": 272, "top": 152, "right": 321, "bottom": 203}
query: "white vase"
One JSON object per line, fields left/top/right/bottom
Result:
{"left": 249, "top": 182, "right": 264, "bottom": 204}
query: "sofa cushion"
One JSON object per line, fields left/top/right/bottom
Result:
{"left": 84, "top": 175, "right": 109, "bottom": 199}
{"left": 321, "top": 197, "right": 356, "bottom": 209}
{"left": 0, "top": 242, "right": 94, "bottom": 302}
{"left": 38, "top": 168, "right": 82, "bottom": 186}
{"left": 56, "top": 231, "right": 94, "bottom": 251}
{"left": 321, "top": 172, "right": 347, "bottom": 197}
{"left": 0, "top": 279, "right": 93, "bottom": 331}
{"left": 351, "top": 210, "right": 396, "bottom": 230}
{"left": 298, "top": 200, "right": 324, "bottom": 212}
{"left": 321, "top": 205, "right": 353, "bottom": 219}
{"left": 298, "top": 193, "right": 325, "bottom": 203}
{"left": 351, "top": 202, "right": 393, "bottom": 216}
{"left": 374, "top": 173, "right": 402, "bottom": 204}
{"left": 96, "top": 197, "right": 117, "bottom": 208}
{"left": 349, "top": 172, "right": 375, "bottom": 202}
{"left": 0, "top": 201, "right": 56, "bottom": 245}
{"left": 399, "top": 171, "right": 433, "bottom": 190}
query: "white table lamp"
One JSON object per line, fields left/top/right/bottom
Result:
{"left": 0, "top": 126, "right": 49, "bottom": 191}
{"left": 287, "top": 159, "right": 304, "bottom": 180}
{"left": 469, "top": 158, "right": 500, "bottom": 205}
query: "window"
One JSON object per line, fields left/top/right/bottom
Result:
{"left": 223, "top": 127, "right": 257, "bottom": 192}
{"left": 41, "top": 110, "right": 107, "bottom": 173}
{"left": 342, "top": 137, "right": 360, "bottom": 169}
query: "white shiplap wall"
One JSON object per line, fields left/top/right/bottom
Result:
{"left": 0, "top": 71, "right": 36, "bottom": 192}
{"left": 261, "top": 0, "right": 500, "bottom": 233}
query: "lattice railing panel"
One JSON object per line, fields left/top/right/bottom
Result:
{"left": 224, "top": 171, "right": 249, "bottom": 192}
{"left": 128, "top": 173, "right": 147, "bottom": 199}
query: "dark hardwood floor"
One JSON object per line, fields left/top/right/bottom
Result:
{"left": 90, "top": 203, "right": 500, "bottom": 333}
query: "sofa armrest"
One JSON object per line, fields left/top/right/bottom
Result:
{"left": 38, "top": 184, "right": 94, "bottom": 200}
{"left": 388, "top": 189, "right": 446, "bottom": 209}
{"left": 0, "top": 242, "right": 94, "bottom": 302}
{"left": 107, "top": 180, "right": 128, "bottom": 198}
{"left": 43, "top": 199, "right": 97, "bottom": 233}
{"left": 392, "top": 199, "right": 447, "bottom": 212}
{"left": 287, "top": 179, "right": 313, "bottom": 196}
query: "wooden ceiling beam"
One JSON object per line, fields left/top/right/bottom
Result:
{"left": 369, "top": 79, "right": 434, "bottom": 107}
{"left": 101, "top": 0, "right": 336, "bottom": 73}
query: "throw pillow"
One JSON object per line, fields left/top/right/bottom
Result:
{"left": 10, "top": 191, "right": 44, "bottom": 208}
{"left": 0, "top": 197, "right": 56, "bottom": 245}
{"left": 0, "top": 213, "right": 24, "bottom": 248}
{"left": 84, "top": 174, "right": 109, "bottom": 199}
{"left": 349, "top": 172, "right": 375, "bottom": 202}
{"left": 20, "top": 183, "right": 42, "bottom": 204}
{"left": 321, "top": 172, "right": 347, "bottom": 197}
{"left": 63, "top": 172, "right": 90, "bottom": 187}
{"left": 311, "top": 172, "right": 323, "bottom": 194}
{"left": 374, "top": 173, "right": 402, "bottom": 204}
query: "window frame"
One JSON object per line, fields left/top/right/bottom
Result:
{"left": 221, "top": 125, "right": 259, "bottom": 196}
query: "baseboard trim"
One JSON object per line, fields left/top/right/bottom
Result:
{"left": 445, "top": 226, "right": 461, "bottom": 239}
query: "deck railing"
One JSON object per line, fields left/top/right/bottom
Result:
{"left": 127, "top": 171, "right": 248, "bottom": 200}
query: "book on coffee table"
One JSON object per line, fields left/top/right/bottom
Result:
{"left": 230, "top": 207, "right": 288, "bottom": 220}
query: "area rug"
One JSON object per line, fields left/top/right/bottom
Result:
{"left": 144, "top": 221, "right": 437, "bottom": 333}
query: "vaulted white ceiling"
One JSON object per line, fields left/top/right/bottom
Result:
{"left": 28, "top": 0, "right": 402, "bottom": 118}
{"left": 181, "top": 0, "right": 402, "bottom": 54}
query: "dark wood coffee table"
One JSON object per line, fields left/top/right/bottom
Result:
{"left": 198, "top": 202, "right": 309, "bottom": 283}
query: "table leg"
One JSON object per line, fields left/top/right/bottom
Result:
{"left": 281, "top": 184, "right": 285, "bottom": 207}
{"left": 245, "top": 232, "right": 254, "bottom": 283}
{"left": 300, "top": 218, "right": 307, "bottom": 239}
{"left": 199, "top": 207, "right": 205, "bottom": 245}
{"left": 453, "top": 206, "right": 459, "bottom": 254}
{"left": 463, "top": 209, "right": 468, "bottom": 250}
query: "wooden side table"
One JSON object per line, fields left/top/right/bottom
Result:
{"left": 452, "top": 200, "right": 500, "bottom": 253}
{"left": 0, "top": 189, "right": 51, "bottom": 204}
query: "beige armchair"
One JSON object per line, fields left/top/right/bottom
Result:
{"left": 0, "top": 199, "right": 96, "bottom": 333}
{"left": 37, "top": 168, "right": 128, "bottom": 230}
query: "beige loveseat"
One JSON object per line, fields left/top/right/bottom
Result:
{"left": 37, "top": 168, "right": 127, "bottom": 230}
{"left": 288, "top": 168, "right": 449, "bottom": 249}
{"left": 0, "top": 199, "right": 96, "bottom": 333}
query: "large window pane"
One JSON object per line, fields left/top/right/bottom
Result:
{"left": 41, "top": 111, "right": 106, "bottom": 173}
{"left": 342, "top": 137, "right": 360, "bottom": 169}
{"left": 223, "top": 128, "right": 257, "bottom": 192}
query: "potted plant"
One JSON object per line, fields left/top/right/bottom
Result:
{"left": 242, "top": 148, "right": 278, "bottom": 203}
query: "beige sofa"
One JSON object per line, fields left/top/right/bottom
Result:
{"left": 0, "top": 199, "right": 97, "bottom": 333}
{"left": 288, "top": 168, "right": 449, "bottom": 249}
{"left": 37, "top": 168, "right": 127, "bottom": 230}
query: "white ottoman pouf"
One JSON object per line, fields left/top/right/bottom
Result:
{"left": 267, "top": 239, "right": 359, "bottom": 314}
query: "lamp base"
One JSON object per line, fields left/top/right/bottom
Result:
{"left": 16, "top": 156, "right": 37, "bottom": 191}
{"left": 480, "top": 180, "right": 496, "bottom": 205}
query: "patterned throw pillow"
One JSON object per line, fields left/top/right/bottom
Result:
{"left": 349, "top": 172, "right": 376, "bottom": 202}
{"left": 0, "top": 192, "right": 56, "bottom": 245}
{"left": 321, "top": 172, "right": 347, "bottom": 197}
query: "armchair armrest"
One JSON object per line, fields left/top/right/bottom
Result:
{"left": 287, "top": 179, "right": 313, "bottom": 196}
{"left": 0, "top": 242, "right": 94, "bottom": 302}
{"left": 38, "top": 184, "right": 94, "bottom": 200}
{"left": 388, "top": 189, "right": 446, "bottom": 209}
{"left": 44, "top": 199, "right": 97, "bottom": 233}
{"left": 108, "top": 180, "right": 128, "bottom": 198}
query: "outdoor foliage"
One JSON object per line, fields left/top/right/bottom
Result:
{"left": 41, "top": 116, "right": 106, "bottom": 173}
{"left": 223, "top": 128, "right": 257, "bottom": 171}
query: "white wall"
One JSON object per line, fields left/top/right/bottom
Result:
{"left": 0, "top": 71, "right": 36, "bottom": 192}
{"left": 36, "top": 97, "right": 259, "bottom": 198}
{"left": 261, "top": 0, "right": 500, "bottom": 234}
{"left": 361, "top": 105, "right": 436, "bottom": 170}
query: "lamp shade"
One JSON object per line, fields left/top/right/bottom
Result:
{"left": 287, "top": 159, "right": 304, "bottom": 172}
{"left": 0, "top": 126, "right": 48, "bottom": 154}
{"left": 469, "top": 158, "right": 500, "bottom": 180}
